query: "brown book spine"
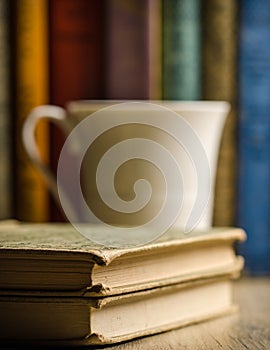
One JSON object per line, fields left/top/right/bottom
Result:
{"left": 148, "top": 0, "right": 162, "bottom": 100}
{"left": 49, "top": 0, "right": 104, "bottom": 220}
{"left": 105, "top": 0, "right": 161, "bottom": 99}
{"left": 202, "top": 0, "right": 238, "bottom": 226}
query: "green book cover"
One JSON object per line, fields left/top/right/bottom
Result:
{"left": 162, "top": 0, "right": 201, "bottom": 100}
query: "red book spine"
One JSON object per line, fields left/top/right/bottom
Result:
{"left": 49, "top": 0, "right": 104, "bottom": 220}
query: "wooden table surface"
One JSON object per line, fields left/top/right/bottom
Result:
{"left": 105, "top": 277, "right": 270, "bottom": 350}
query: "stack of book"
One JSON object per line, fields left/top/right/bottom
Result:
{"left": 0, "top": 221, "right": 245, "bottom": 346}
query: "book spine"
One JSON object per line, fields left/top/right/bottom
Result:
{"left": 202, "top": 0, "right": 238, "bottom": 226}
{"left": 148, "top": 0, "right": 162, "bottom": 100}
{"left": 49, "top": 0, "right": 104, "bottom": 105}
{"left": 238, "top": 0, "right": 270, "bottom": 274}
{"left": 49, "top": 0, "right": 104, "bottom": 220}
{"left": 0, "top": 0, "right": 11, "bottom": 219}
{"left": 162, "top": 0, "right": 201, "bottom": 100}
{"left": 105, "top": 0, "right": 153, "bottom": 99}
{"left": 14, "top": 0, "right": 49, "bottom": 221}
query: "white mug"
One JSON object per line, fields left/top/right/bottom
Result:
{"left": 23, "top": 100, "right": 229, "bottom": 232}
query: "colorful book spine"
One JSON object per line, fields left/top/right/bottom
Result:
{"left": 49, "top": 0, "right": 104, "bottom": 220}
{"left": 202, "top": 0, "right": 238, "bottom": 226}
{"left": 14, "top": 0, "right": 49, "bottom": 222}
{"left": 162, "top": 0, "right": 201, "bottom": 100}
{"left": 49, "top": 0, "right": 104, "bottom": 105}
{"left": 238, "top": 0, "right": 270, "bottom": 274}
{"left": 104, "top": 0, "right": 162, "bottom": 99}
{"left": 0, "top": 0, "right": 11, "bottom": 219}
{"left": 148, "top": 0, "right": 162, "bottom": 100}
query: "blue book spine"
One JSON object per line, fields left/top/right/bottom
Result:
{"left": 238, "top": 0, "right": 270, "bottom": 275}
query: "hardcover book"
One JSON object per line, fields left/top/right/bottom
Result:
{"left": 238, "top": 0, "right": 270, "bottom": 274}
{"left": 0, "top": 221, "right": 245, "bottom": 345}
{"left": 0, "top": 222, "right": 245, "bottom": 296}
{"left": 0, "top": 276, "right": 239, "bottom": 346}
{"left": 104, "top": 0, "right": 162, "bottom": 99}
{"left": 14, "top": 0, "right": 49, "bottom": 221}
{"left": 0, "top": 0, "right": 11, "bottom": 219}
{"left": 202, "top": 0, "right": 238, "bottom": 227}
{"left": 162, "top": 0, "right": 201, "bottom": 100}
{"left": 49, "top": 0, "right": 104, "bottom": 220}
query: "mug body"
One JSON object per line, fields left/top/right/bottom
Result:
{"left": 65, "top": 100, "right": 229, "bottom": 231}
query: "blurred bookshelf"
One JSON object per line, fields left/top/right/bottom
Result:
{"left": 0, "top": 0, "right": 269, "bottom": 274}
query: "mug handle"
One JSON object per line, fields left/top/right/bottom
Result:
{"left": 22, "top": 105, "right": 76, "bottom": 218}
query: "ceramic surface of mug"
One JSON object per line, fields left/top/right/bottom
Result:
{"left": 23, "top": 100, "right": 229, "bottom": 239}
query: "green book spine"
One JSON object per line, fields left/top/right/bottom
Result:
{"left": 0, "top": 0, "right": 11, "bottom": 219}
{"left": 162, "top": 0, "right": 201, "bottom": 100}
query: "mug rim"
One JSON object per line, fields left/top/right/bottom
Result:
{"left": 67, "top": 100, "right": 230, "bottom": 114}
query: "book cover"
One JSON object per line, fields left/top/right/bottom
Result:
{"left": 0, "top": 277, "right": 238, "bottom": 346}
{"left": 238, "top": 0, "right": 270, "bottom": 274}
{"left": 14, "top": 0, "right": 49, "bottom": 222}
{"left": 202, "top": 0, "right": 238, "bottom": 226}
{"left": 0, "top": 0, "right": 11, "bottom": 219}
{"left": 104, "top": 0, "right": 162, "bottom": 99}
{"left": 162, "top": 0, "right": 201, "bottom": 100}
{"left": 49, "top": 0, "right": 104, "bottom": 221}
{"left": 0, "top": 222, "right": 245, "bottom": 296}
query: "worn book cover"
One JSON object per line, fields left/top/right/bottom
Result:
{"left": 0, "top": 276, "right": 239, "bottom": 346}
{"left": 0, "top": 222, "right": 245, "bottom": 296}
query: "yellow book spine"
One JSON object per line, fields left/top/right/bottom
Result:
{"left": 15, "top": 0, "right": 49, "bottom": 221}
